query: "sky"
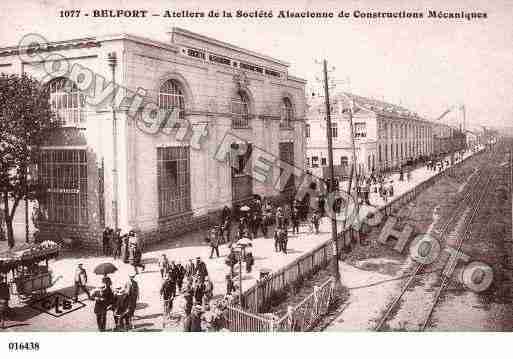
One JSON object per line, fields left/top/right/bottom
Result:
{"left": 1, "top": 0, "right": 512, "bottom": 131}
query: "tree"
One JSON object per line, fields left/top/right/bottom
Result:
{"left": 0, "top": 73, "right": 57, "bottom": 248}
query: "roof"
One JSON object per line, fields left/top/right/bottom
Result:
{"left": 307, "top": 92, "right": 431, "bottom": 123}
{"left": 171, "top": 27, "right": 290, "bottom": 68}
{"left": 338, "top": 92, "right": 427, "bottom": 122}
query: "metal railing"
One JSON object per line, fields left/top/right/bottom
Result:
{"left": 228, "top": 149, "right": 483, "bottom": 331}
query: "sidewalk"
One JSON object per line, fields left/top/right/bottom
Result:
{"left": 1, "top": 149, "right": 477, "bottom": 331}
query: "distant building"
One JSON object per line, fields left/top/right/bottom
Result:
{"left": 0, "top": 27, "right": 307, "bottom": 248}
{"left": 306, "top": 93, "right": 435, "bottom": 178}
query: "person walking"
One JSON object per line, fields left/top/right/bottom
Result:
{"left": 160, "top": 271, "right": 176, "bottom": 319}
{"left": 183, "top": 284, "right": 194, "bottom": 316}
{"left": 175, "top": 262, "right": 186, "bottom": 292}
{"left": 208, "top": 227, "right": 220, "bottom": 259}
{"left": 124, "top": 272, "right": 139, "bottom": 330}
{"left": 158, "top": 254, "right": 169, "bottom": 279}
{"left": 273, "top": 228, "right": 281, "bottom": 252}
{"left": 311, "top": 210, "right": 320, "bottom": 234}
{"left": 225, "top": 274, "right": 236, "bottom": 296}
{"left": 185, "top": 259, "right": 196, "bottom": 281}
{"left": 112, "top": 228, "right": 122, "bottom": 260}
{"left": 195, "top": 257, "right": 208, "bottom": 282}
{"left": 279, "top": 228, "right": 288, "bottom": 254}
{"left": 73, "top": 263, "right": 91, "bottom": 302}
{"left": 102, "top": 228, "right": 111, "bottom": 256}
{"left": 291, "top": 207, "right": 300, "bottom": 235}
{"left": 91, "top": 283, "right": 113, "bottom": 332}
{"left": 204, "top": 276, "right": 214, "bottom": 302}
{"left": 112, "top": 286, "right": 130, "bottom": 331}
{"left": 0, "top": 275, "right": 11, "bottom": 328}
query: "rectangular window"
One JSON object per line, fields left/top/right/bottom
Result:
{"left": 279, "top": 142, "right": 295, "bottom": 191}
{"left": 209, "top": 53, "right": 231, "bottom": 66}
{"left": 187, "top": 48, "right": 205, "bottom": 60}
{"left": 305, "top": 124, "right": 310, "bottom": 138}
{"left": 330, "top": 123, "right": 338, "bottom": 138}
{"left": 306, "top": 157, "right": 310, "bottom": 168}
{"left": 157, "top": 146, "right": 191, "bottom": 218}
{"left": 354, "top": 122, "right": 367, "bottom": 138}
{"left": 312, "top": 156, "right": 319, "bottom": 168}
{"left": 321, "top": 157, "right": 327, "bottom": 166}
{"left": 39, "top": 149, "right": 88, "bottom": 225}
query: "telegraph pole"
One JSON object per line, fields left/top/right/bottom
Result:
{"left": 108, "top": 52, "right": 119, "bottom": 230}
{"left": 322, "top": 60, "right": 340, "bottom": 283}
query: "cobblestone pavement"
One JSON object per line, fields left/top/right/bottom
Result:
{"left": 1, "top": 151, "right": 473, "bottom": 332}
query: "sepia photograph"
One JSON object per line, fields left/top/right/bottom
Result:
{"left": 0, "top": 0, "right": 512, "bottom": 353}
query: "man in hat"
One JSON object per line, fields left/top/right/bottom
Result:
{"left": 208, "top": 227, "right": 220, "bottom": 259}
{"left": 195, "top": 257, "right": 208, "bottom": 282}
{"left": 112, "top": 228, "right": 122, "bottom": 260}
{"left": 91, "top": 283, "right": 113, "bottom": 332}
{"left": 124, "top": 272, "right": 139, "bottom": 329}
{"left": 0, "top": 275, "right": 10, "bottom": 325}
{"left": 225, "top": 274, "right": 235, "bottom": 296}
{"left": 190, "top": 305, "right": 203, "bottom": 332}
{"left": 73, "top": 263, "right": 91, "bottom": 302}
{"left": 158, "top": 254, "right": 169, "bottom": 279}
{"left": 160, "top": 271, "right": 176, "bottom": 319}
{"left": 185, "top": 259, "right": 196, "bottom": 280}
{"left": 183, "top": 283, "right": 194, "bottom": 316}
{"left": 113, "top": 286, "right": 129, "bottom": 331}
{"left": 204, "top": 276, "right": 214, "bottom": 302}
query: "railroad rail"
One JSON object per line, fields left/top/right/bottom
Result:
{"left": 375, "top": 146, "right": 500, "bottom": 331}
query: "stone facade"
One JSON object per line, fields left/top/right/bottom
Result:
{"left": 0, "top": 28, "right": 307, "bottom": 248}
{"left": 306, "top": 92, "right": 439, "bottom": 177}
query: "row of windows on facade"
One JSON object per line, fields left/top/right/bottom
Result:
{"left": 377, "top": 141, "right": 430, "bottom": 163}
{"left": 378, "top": 121, "right": 431, "bottom": 140}
{"left": 306, "top": 140, "right": 430, "bottom": 170}
{"left": 37, "top": 147, "right": 193, "bottom": 225}
{"left": 305, "top": 155, "right": 376, "bottom": 172}
{"left": 37, "top": 142, "right": 296, "bottom": 225}
{"left": 304, "top": 123, "right": 367, "bottom": 139}
{"left": 48, "top": 77, "right": 295, "bottom": 129}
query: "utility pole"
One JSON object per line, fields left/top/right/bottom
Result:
{"left": 108, "top": 52, "right": 119, "bottom": 230}
{"left": 322, "top": 60, "right": 340, "bottom": 283}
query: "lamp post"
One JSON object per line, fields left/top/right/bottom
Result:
{"left": 107, "top": 52, "right": 119, "bottom": 230}
{"left": 236, "top": 241, "right": 250, "bottom": 307}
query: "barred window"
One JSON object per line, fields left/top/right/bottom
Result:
{"left": 330, "top": 123, "right": 338, "bottom": 138}
{"left": 157, "top": 147, "right": 191, "bottom": 218}
{"left": 158, "top": 80, "right": 185, "bottom": 123}
{"left": 231, "top": 92, "right": 250, "bottom": 129}
{"left": 39, "top": 149, "right": 88, "bottom": 225}
{"left": 280, "top": 98, "right": 294, "bottom": 129}
{"left": 305, "top": 124, "right": 311, "bottom": 138}
{"left": 48, "top": 77, "right": 85, "bottom": 126}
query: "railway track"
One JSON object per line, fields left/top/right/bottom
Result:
{"left": 375, "top": 147, "right": 500, "bottom": 332}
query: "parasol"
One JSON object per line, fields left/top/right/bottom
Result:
{"left": 240, "top": 205, "right": 250, "bottom": 212}
{"left": 236, "top": 237, "right": 252, "bottom": 247}
{"left": 93, "top": 262, "right": 118, "bottom": 275}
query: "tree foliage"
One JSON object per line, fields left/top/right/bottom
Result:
{"left": 0, "top": 72, "right": 58, "bottom": 248}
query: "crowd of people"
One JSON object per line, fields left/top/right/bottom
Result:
{"left": 73, "top": 263, "right": 140, "bottom": 332}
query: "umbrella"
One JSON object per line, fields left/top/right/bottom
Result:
{"left": 236, "top": 237, "right": 252, "bottom": 247}
{"left": 94, "top": 262, "right": 118, "bottom": 275}
{"left": 240, "top": 205, "right": 250, "bottom": 212}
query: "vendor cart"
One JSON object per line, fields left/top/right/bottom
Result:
{"left": 0, "top": 241, "right": 60, "bottom": 301}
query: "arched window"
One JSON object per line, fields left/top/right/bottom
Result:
{"left": 158, "top": 80, "right": 185, "bottom": 119}
{"left": 280, "top": 97, "right": 294, "bottom": 129}
{"left": 48, "top": 77, "right": 85, "bottom": 126}
{"left": 231, "top": 91, "right": 250, "bottom": 128}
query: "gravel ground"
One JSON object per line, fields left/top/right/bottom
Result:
{"left": 324, "top": 149, "right": 509, "bottom": 331}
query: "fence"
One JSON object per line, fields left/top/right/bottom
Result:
{"left": 231, "top": 149, "right": 483, "bottom": 329}
{"left": 227, "top": 278, "right": 334, "bottom": 332}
